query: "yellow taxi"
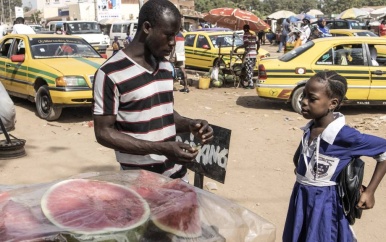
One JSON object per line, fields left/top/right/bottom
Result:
{"left": 329, "top": 29, "right": 378, "bottom": 37}
{"left": 0, "top": 34, "right": 106, "bottom": 120}
{"left": 183, "top": 31, "right": 269, "bottom": 71}
{"left": 256, "top": 37, "right": 386, "bottom": 113}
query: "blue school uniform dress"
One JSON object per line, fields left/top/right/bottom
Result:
{"left": 283, "top": 113, "right": 386, "bottom": 242}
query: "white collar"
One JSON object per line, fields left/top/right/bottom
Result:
{"left": 301, "top": 112, "right": 346, "bottom": 145}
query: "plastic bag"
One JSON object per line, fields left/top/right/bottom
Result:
{"left": 211, "top": 66, "right": 219, "bottom": 81}
{"left": 0, "top": 170, "right": 276, "bottom": 241}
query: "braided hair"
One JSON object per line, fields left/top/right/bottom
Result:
{"left": 312, "top": 71, "right": 347, "bottom": 109}
{"left": 138, "top": 0, "right": 181, "bottom": 32}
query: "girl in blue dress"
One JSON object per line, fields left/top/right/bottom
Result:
{"left": 283, "top": 71, "right": 386, "bottom": 242}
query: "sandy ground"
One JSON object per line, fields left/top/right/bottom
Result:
{"left": 2, "top": 44, "right": 386, "bottom": 241}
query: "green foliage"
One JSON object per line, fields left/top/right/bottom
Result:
{"left": 0, "top": 0, "right": 23, "bottom": 23}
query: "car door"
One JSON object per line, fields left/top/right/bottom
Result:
{"left": 184, "top": 34, "right": 196, "bottom": 68}
{"left": 0, "top": 38, "right": 15, "bottom": 92}
{"left": 367, "top": 43, "right": 386, "bottom": 101}
{"left": 194, "top": 34, "right": 212, "bottom": 69}
{"left": 312, "top": 43, "right": 371, "bottom": 101}
{"left": 5, "top": 37, "right": 28, "bottom": 95}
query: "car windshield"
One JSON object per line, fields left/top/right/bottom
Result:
{"left": 209, "top": 34, "right": 243, "bottom": 48}
{"left": 29, "top": 38, "right": 101, "bottom": 59}
{"left": 67, "top": 22, "right": 102, "bottom": 34}
{"left": 350, "top": 22, "right": 362, "bottom": 29}
{"left": 279, "top": 41, "right": 315, "bottom": 62}
{"left": 355, "top": 31, "right": 378, "bottom": 37}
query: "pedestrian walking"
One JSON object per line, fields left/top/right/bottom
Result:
{"left": 111, "top": 36, "right": 121, "bottom": 55}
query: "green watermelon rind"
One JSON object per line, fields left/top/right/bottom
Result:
{"left": 152, "top": 207, "right": 202, "bottom": 238}
{"left": 41, "top": 179, "right": 150, "bottom": 235}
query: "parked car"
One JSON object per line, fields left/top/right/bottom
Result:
{"left": 256, "top": 36, "right": 386, "bottom": 113}
{"left": 183, "top": 31, "right": 269, "bottom": 71}
{"left": 0, "top": 34, "right": 107, "bottom": 120}
{"left": 329, "top": 29, "right": 378, "bottom": 37}
{"left": 325, "top": 19, "right": 362, "bottom": 30}
{"left": 285, "top": 28, "right": 379, "bottom": 53}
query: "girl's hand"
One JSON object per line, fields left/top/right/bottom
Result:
{"left": 357, "top": 188, "right": 375, "bottom": 210}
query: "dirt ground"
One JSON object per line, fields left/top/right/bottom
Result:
{"left": 2, "top": 44, "right": 386, "bottom": 241}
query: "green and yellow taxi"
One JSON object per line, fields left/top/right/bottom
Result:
{"left": 183, "top": 31, "right": 269, "bottom": 71}
{"left": 0, "top": 34, "right": 106, "bottom": 120}
{"left": 256, "top": 37, "right": 386, "bottom": 113}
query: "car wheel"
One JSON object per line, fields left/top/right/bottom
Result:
{"left": 291, "top": 86, "right": 304, "bottom": 114}
{"left": 36, "top": 86, "right": 62, "bottom": 121}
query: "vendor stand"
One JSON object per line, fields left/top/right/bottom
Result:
{"left": 0, "top": 170, "right": 276, "bottom": 241}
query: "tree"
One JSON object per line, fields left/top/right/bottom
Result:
{"left": 1, "top": 0, "right": 23, "bottom": 23}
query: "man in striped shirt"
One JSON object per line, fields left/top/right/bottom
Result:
{"left": 93, "top": 0, "right": 213, "bottom": 179}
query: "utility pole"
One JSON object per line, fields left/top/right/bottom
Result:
{"left": 0, "top": 0, "right": 4, "bottom": 23}
{"left": 8, "top": 0, "right": 11, "bottom": 23}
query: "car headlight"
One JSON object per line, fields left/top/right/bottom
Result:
{"left": 56, "top": 76, "right": 88, "bottom": 87}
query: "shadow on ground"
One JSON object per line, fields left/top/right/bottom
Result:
{"left": 236, "top": 95, "right": 293, "bottom": 111}
{"left": 12, "top": 97, "right": 93, "bottom": 123}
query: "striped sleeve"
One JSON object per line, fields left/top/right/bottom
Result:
{"left": 93, "top": 68, "right": 119, "bottom": 115}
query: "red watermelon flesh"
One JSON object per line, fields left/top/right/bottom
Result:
{"left": 135, "top": 179, "right": 202, "bottom": 238}
{"left": 0, "top": 198, "right": 48, "bottom": 241}
{"left": 41, "top": 179, "right": 150, "bottom": 235}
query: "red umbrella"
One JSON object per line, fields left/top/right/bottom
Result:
{"left": 203, "top": 8, "right": 270, "bottom": 31}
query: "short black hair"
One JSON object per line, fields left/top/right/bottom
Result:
{"left": 15, "top": 17, "right": 25, "bottom": 24}
{"left": 312, "top": 71, "right": 348, "bottom": 109}
{"left": 137, "top": 0, "right": 181, "bottom": 31}
{"left": 243, "top": 24, "right": 250, "bottom": 30}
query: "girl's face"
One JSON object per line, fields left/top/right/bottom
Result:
{"left": 300, "top": 78, "right": 337, "bottom": 120}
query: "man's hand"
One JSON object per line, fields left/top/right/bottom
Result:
{"left": 162, "top": 141, "right": 199, "bottom": 165}
{"left": 189, "top": 119, "right": 214, "bottom": 144}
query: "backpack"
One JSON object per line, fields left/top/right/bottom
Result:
{"left": 112, "top": 42, "right": 119, "bottom": 50}
{"left": 337, "top": 157, "right": 365, "bottom": 225}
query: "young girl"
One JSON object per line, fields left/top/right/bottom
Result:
{"left": 283, "top": 71, "right": 386, "bottom": 242}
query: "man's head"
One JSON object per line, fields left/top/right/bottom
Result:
{"left": 137, "top": 0, "right": 181, "bottom": 59}
{"left": 243, "top": 24, "right": 250, "bottom": 33}
{"left": 303, "top": 16, "right": 311, "bottom": 25}
{"left": 15, "top": 17, "right": 25, "bottom": 24}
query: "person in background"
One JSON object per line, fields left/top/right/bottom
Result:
{"left": 257, "top": 30, "right": 265, "bottom": 45}
{"left": 111, "top": 36, "right": 120, "bottom": 55}
{"left": 234, "top": 24, "right": 259, "bottom": 89}
{"left": 316, "top": 17, "right": 331, "bottom": 37}
{"left": 299, "top": 16, "right": 311, "bottom": 45}
{"left": 123, "top": 30, "right": 132, "bottom": 49}
{"left": 93, "top": 0, "right": 214, "bottom": 179}
{"left": 283, "top": 71, "right": 386, "bottom": 242}
{"left": 379, "top": 20, "right": 386, "bottom": 36}
{"left": 277, "top": 18, "right": 290, "bottom": 53}
{"left": 11, "top": 17, "right": 35, "bottom": 34}
{"left": 0, "top": 82, "right": 16, "bottom": 133}
{"left": 170, "top": 26, "right": 189, "bottom": 93}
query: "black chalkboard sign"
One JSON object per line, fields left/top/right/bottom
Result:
{"left": 176, "top": 125, "right": 231, "bottom": 185}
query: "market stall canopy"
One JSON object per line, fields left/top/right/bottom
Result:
{"left": 306, "top": 9, "right": 323, "bottom": 17}
{"left": 267, "top": 10, "right": 296, "bottom": 20}
{"left": 337, "top": 8, "right": 370, "bottom": 19}
{"left": 370, "top": 7, "right": 386, "bottom": 18}
{"left": 204, "top": 8, "right": 270, "bottom": 31}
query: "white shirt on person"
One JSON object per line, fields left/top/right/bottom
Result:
{"left": 11, "top": 24, "right": 36, "bottom": 34}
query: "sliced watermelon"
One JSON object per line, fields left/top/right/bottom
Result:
{"left": 135, "top": 178, "right": 202, "bottom": 238}
{"left": 41, "top": 179, "right": 150, "bottom": 235}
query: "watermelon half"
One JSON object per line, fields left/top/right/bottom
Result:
{"left": 135, "top": 178, "right": 202, "bottom": 238}
{"left": 41, "top": 179, "right": 150, "bottom": 235}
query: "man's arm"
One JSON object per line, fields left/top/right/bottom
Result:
{"left": 94, "top": 115, "right": 199, "bottom": 164}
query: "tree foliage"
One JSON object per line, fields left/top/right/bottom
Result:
{"left": 195, "top": 0, "right": 385, "bottom": 19}
{"left": 0, "top": 0, "right": 23, "bottom": 23}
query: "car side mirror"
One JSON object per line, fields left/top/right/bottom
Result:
{"left": 11, "top": 54, "right": 25, "bottom": 62}
{"left": 202, "top": 44, "right": 210, "bottom": 49}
